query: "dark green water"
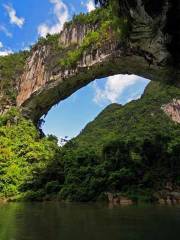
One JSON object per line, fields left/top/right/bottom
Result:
{"left": 0, "top": 203, "right": 180, "bottom": 240}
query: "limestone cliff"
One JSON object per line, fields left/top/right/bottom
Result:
{"left": 0, "top": 2, "right": 179, "bottom": 122}
{"left": 0, "top": 52, "right": 29, "bottom": 115}
{"left": 162, "top": 99, "right": 180, "bottom": 123}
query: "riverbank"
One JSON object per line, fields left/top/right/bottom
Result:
{"left": 1, "top": 188, "right": 180, "bottom": 207}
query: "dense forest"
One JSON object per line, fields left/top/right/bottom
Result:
{"left": 0, "top": 0, "right": 179, "bottom": 203}
{"left": 0, "top": 81, "right": 179, "bottom": 203}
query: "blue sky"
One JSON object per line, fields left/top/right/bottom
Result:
{"left": 0, "top": 0, "right": 150, "bottom": 140}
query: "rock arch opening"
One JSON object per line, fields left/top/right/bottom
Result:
{"left": 42, "top": 74, "right": 150, "bottom": 143}
{"left": 15, "top": 1, "right": 179, "bottom": 124}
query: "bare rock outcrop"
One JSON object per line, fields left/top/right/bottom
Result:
{"left": 162, "top": 99, "right": 180, "bottom": 123}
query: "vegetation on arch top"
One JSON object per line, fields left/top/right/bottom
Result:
{"left": 65, "top": 7, "right": 115, "bottom": 27}
{"left": 33, "top": 5, "right": 130, "bottom": 71}
{"left": 0, "top": 2, "right": 131, "bottom": 117}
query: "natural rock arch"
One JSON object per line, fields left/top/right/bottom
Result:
{"left": 16, "top": 2, "right": 179, "bottom": 123}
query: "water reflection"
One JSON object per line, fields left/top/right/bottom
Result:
{"left": 0, "top": 202, "right": 180, "bottom": 240}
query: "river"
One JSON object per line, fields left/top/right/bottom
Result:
{"left": 0, "top": 202, "right": 180, "bottom": 240}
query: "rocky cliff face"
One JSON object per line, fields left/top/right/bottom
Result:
{"left": 16, "top": 7, "right": 175, "bottom": 122}
{"left": 17, "top": 24, "right": 99, "bottom": 110}
{"left": 0, "top": 51, "right": 29, "bottom": 115}
{"left": 162, "top": 99, "right": 180, "bottom": 123}
{"left": 60, "top": 23, "right": 96, "bottom": 46}
{"left": 0, "top": 3, "right": 179, "bottom": 122}
{"left": 17, "top": 46, "right": 51, "bottom": 107}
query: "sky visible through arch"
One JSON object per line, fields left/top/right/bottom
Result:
{"left": 0, "top": 0, "right": 150, "bottom": 140}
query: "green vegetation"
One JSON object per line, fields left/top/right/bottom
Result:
{"left": 0, "top": 108, "right": 63, "bottom": 200}
{"left": 9, "top": 3, "right": 130, "bottom": 75}
{"left": 60, "top": 81, "right": 180, "bottom": 202}
{"left": 0, "top": 51, "right": 29, "bottom": 107}
{"left": 59, "top": 31, "right": 101, "bottom": 69}
{"left": 66, "top": 7, "right": 110, "bottom": 26}
{"left": 59, "top": 6, "right": 129, "bottom": 69}
{"left": 0, "top": 81, "right": 179, "bottom": 203}
{"left": 0, "top": 0, "right": 179, "bottom": 204}
{"left": 34, "top": 33, "right": 61, "bottom": 52}
{"left": 72, "top": 82, "right": 180, "bottom": 151}
{"left": 37, "top": 33, "right": 59, "bottom": 46}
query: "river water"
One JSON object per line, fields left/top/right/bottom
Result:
{"left": 0, "top": 202, "right": 180, "bottom": 240}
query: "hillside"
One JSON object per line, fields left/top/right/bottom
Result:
{"left": 0, "top": 0, "right": 179, "bottom": 203}
{"left": 68, "top": 81, "right": 180, "bottom": 152}
{"left": 59, "top": 81, "right": 180, "bottom": 202}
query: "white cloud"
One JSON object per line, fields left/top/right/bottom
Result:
{"left": 0, "top": 49, "right": 13, "bottom": 56}
{"left": 86, "top": 0, "right": 96, "bottom": 12}
{"left": 38, "top": 0, "right": 69, "bottom": 37}
{"left": 4, "top": 4, "right": 25, "bottom": 28}
{"left": 0, "top": 40, "right": 13, "bottom": 56}
{"left": 93, "top": 74, "right": 148, "bottom": 105}
{"left": 0, "top": 25, "right": 12, "bottom": 37}
{"left": 0, "top": 41, "right": 13, "bottom": 56}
